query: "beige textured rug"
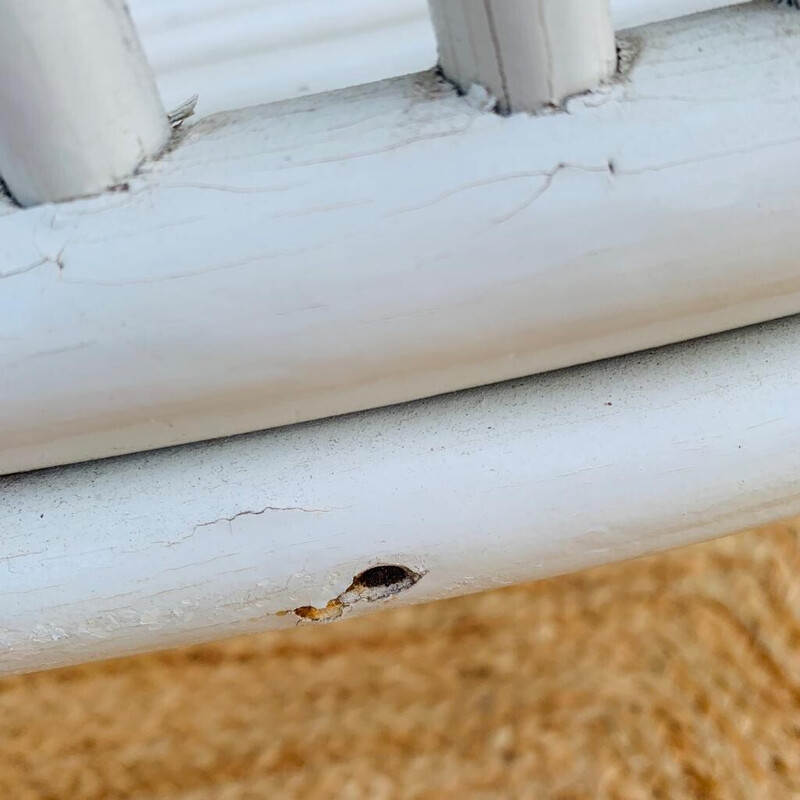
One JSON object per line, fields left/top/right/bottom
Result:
{"left": 2, "top": 522, "right": 800, "bottom": 799}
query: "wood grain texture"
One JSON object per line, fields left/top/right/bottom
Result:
{"left": 1, "top": 4, "right": 799, "bottom": 474}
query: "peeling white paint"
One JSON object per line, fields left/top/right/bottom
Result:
{"left": 429, "top": 0, "right": 616, "bottom": 113}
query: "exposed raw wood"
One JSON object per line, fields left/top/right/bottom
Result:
{"left": 0, "top": 0, "right": 170, "bottom": 206}
{"left": 2, "top": 315, "right": 800, "bottom": 675}
{"left": 1, "top": 4, "right": 799, "bottom": 475}
{"left": 428, "top": 0, "right": 616, "bottom": 113}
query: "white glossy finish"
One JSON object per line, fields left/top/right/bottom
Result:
{"left": 2, "top": 315, "right": 800, "bottom": 675}
{"left": 0, "top": 0, "right": 169, "bottom": 206}
{"left": 428, "top": 0, "right": 616, "bottom": 113}
{"left": 1, "top": 5, "right": 800, "bottom": 475}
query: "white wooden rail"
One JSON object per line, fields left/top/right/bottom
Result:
{"left": 2, "top": 314, "right": 800, "bottom": 675}
{"left": 0, "top": 0, "right": 169, "bottom": 206}
{"left": 1, "top": 4, "right": 799, "bottom": 475}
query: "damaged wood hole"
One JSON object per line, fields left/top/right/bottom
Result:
{"left": 289, "top": 565, "right": 423, "bottom": 623}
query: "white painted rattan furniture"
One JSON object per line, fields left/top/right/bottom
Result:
{"left": 1, "top": 0, "right": 799, "bottom": 674}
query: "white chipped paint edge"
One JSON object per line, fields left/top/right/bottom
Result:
{"left": 2, "top": 314, "right": 800, "bottom": 675}
{"left": 2, "top": 4, "right": 800, "bottom": 475}
{"left": 428, "top": 0, "right": 617, "bottom": 113}
{"left": 129, "top": 0, "right": 752, "bottom": 114}
{"left": 0, "top": 0, "right": 169, "bottom": 206}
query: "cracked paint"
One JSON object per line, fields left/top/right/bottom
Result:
{"left": 162, "top": 504, "right": 336, "bottom": 547}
